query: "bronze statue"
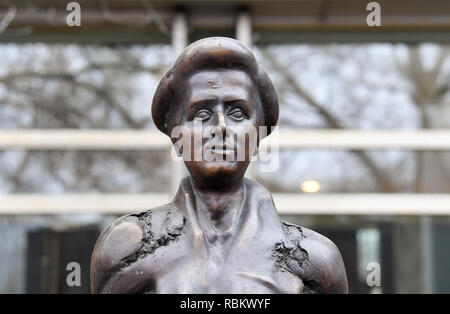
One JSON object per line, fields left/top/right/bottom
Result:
{"left": 90, "top": 37, "right": 348, "bottom": 294}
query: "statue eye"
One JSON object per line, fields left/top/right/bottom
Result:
{"left": 195, "top": 110, "right": 211, "bottom": 121}
{"left": 229, "top": 108, "right": 246, "bottom": 121}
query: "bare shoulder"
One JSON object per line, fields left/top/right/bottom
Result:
{"left": 90, "top": 204, "right": 174, "bottom": 293}
{"left": 280, "top": 221, "right": 349, "bottom": 294}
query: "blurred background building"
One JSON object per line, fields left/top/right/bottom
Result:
{"left": 0, "top": 0, "right": 449, "bottom": 293}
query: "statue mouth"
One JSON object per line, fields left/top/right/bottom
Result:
{"left": 210, "top": 148, "right": 234, "bottom": 154}
{"left": 205, "top": 144, "right": 236, "bottom": 159}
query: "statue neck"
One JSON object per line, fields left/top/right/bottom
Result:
{"left": 189, "top": 176, "right": 246, "bottom": 233}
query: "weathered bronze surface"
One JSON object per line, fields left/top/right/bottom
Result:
{"left": 90, "top": 37, "right": 348, "bottom": 294}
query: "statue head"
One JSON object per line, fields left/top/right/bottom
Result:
{"left": 152, "top": 37, "right": 279, "bottom": 188}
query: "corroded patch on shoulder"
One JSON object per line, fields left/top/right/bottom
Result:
{"left": 272, "top": 221, "right": 322, "bottom": 293}
{"left": 272, "top": 222, "right": 308, "bottom": 273}
{"left": 91, "top": 204, "right": 187, "bottom": 293}
{"left": 118, "top": 205, "right": 187, "bottom": 270}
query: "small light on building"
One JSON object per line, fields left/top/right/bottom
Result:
{"left": 301, "top": 180, "right": 321, "bottom": 193}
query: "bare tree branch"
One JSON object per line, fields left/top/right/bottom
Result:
{"left": 0, "top": 5, "right": 16, "bottom": 34}
{"left": 262, "top": 48, "right": 398, "bottom": 192}
{"left": 0, "top": 71, "right": 146, "bottom": 128}
{"left": 396, "top": 45, "right": 450, "bottom": 192}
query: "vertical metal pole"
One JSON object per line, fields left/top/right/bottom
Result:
{"left": 236, "top": 10, "right": 252, "bottom": 47}
{"left": 236, "top": 9, "right": 257, "bottom": 180}
{"left": 172, "top": 10, "right": 188, "bottom": 56}
{"left": 421, "top": 216, "right": 434, "bottom": 293}
{"left": 170, "top": 11, "right": 188, "bottom": 197}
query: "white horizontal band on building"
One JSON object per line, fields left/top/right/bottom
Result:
{"left": 0, "top": 129, "right": 450, "bottom": 150}
{"left": 0, "top": 193, "right": 449, "bottom": 215}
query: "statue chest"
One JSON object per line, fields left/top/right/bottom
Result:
{"left": 136, "top": 235, "right": 304, "bottom": 294}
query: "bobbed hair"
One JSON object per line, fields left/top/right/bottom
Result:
{"left": 151, "top": 37, "right": 279, "bottom": 136}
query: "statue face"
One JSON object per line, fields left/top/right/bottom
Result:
{"left": 175, "top": 69, "right": 263, "bottom": 186}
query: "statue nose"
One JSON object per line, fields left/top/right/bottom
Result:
{"left": 210, "top": 111, "right": 230, "bottom": 144}
{"left": 216, "top": 111, "right": 227, "bottom": 136}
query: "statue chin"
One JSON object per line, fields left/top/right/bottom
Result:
{"left": 186, "top": 160, "right": 249, "bottom": 185}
